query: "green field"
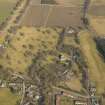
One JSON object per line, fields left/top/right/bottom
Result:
{"left": 0, "top": 88, "right": 20, "bottom": 105}
{"left": 0, "top": 0, "right": 17, "bottom": 23}
{"left": 79, "top": 30, "right": 105, "bottom": 94}
{"left": 60, "top": 96, "right": 73, "bottom": 105}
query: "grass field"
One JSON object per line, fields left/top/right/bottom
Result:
{"left": 88, "top": 0, "right": 105, "bottom": 36}
{"left": 79, "top": 30, "right": 105, "bottom": 94}
{"left": 0, "top": 27, "right": 59, "bottom": 73}
{"left": 90, "top": 0, "right": 105, "bottom": 5}
{"left": 59, "top": 77, "right": 83, "bottom": 92}
{"left": 89, "top": 16, "right": 105, "bottom": 36}
{"left": 0, "top": 0, "right": 17, "bottom": 23}
{"left": 60, "top": 96, "right": 73, "bottom": 105}
{"left": 0, "top": 88, "right": 20, "bottom": 105}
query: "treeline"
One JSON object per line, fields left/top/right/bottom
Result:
{"left": 95, "top": 37, "right": 105, "bottom": 59}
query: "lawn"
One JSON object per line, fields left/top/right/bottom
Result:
{"left": 79, "top": 30, "right": 105, "bottom": 94}
{"left": 0, "top": 0, "right": 17, "bottom": 23}
{"left": 0, "top": 88, "right": 20, "bottom": 105}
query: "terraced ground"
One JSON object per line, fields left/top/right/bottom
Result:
{"left": 0, "top": 88, "right": 20, "bottom": 105}
{"left": 0, "top": 0, "right": 17, "bottom": 23}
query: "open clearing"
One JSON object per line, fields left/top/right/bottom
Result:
{"left": 0, "top": 88, "right": 20, "bottom": 105}
{"left": 88, "top": 0, "right": 105, "bottom": 36}
{"left": 0, "top": 0, "right": 17, "bottom": 23}
{"left": 59, "top": 77, "right": 83, "bottom": 92}
{"left": 20, "top": 3, "right": 83, "bottom": 28}
{"left": 79, "top": 30, "right": 105, "bottom": 94}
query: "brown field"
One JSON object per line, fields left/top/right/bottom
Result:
{"left": 88, "top": 0, "right": 105, "bottom": 36}
{"left": 0, "top": 0, "right": 18, "bottom": 23}
{"left": 20, "top": 4, "right": 83, "bottom": 28}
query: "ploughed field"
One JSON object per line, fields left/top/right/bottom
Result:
{"left": 79, "top": 30, "right": 105, "bottom": 94}
{"left": 20, "top": 4, "right": 83, "bottom": 28}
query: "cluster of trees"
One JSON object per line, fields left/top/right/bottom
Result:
{"left": 95, "top": 37, "right": 105, "bottom": 60}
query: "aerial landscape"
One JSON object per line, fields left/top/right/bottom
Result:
{"left": 0, "top": 0, "right": 105, "bottom": 105}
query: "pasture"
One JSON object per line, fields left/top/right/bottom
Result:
{"left": 79, "top": 30, "right": 105, "bottom": 94}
